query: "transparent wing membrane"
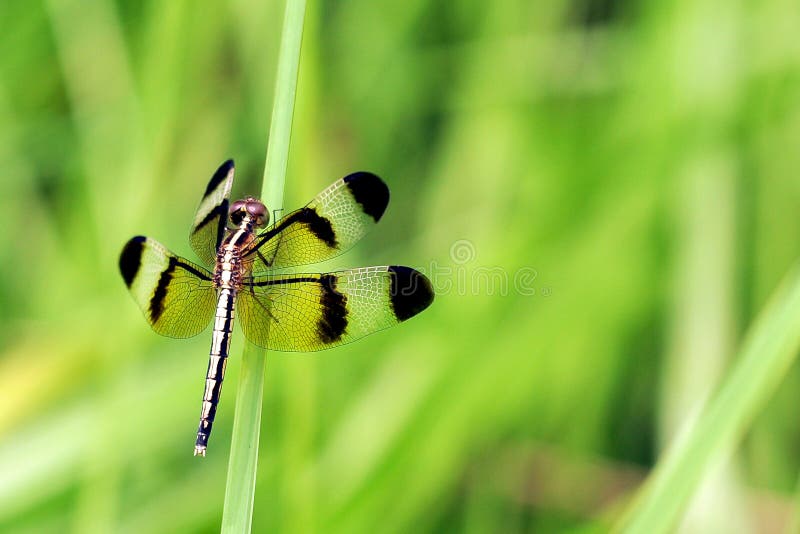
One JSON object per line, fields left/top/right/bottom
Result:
{"left": 189, "top": 160, "right": 235, "bottom": 267}
{"left": 119, "top": 236, "right": 217, "bottom": 338}
{"left": 238, "top": 266, "right": 434, "bottom": 352}
{"left": 245, "top": 172, "right": 389, "bottom": 272}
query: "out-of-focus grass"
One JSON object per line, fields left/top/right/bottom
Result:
{"left": 619, "top": 265, "right": 800, "bottom": 533}
{"left": 2, "top": 0, "right": 800, "bottom": 532}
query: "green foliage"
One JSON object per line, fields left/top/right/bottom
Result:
{"left": 1, "top": 0, "right": 800, "bottom": 532}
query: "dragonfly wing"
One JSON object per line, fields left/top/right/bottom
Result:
{"left": 189, "top": 159, "right": 235, "bottom": 267}
{"left": 237, "top": 266, "right": 433, "bottom": 352}
{"left": 245, "top": 172, "right": 389, "bottom": 272}
{"left": 119, "top": 236, "right": 217, "bottom": 338}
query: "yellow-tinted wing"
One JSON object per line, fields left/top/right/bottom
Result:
{"left": 244, "top": 172, "right": 389, "bottom": 273}
{"left": 189, "top": 160, "right": 235, "bottom": 267}
{"left": 119, "top": 236, "right": 217, "bottom": 338}
{"left": 237, "top": 266, "right": 434, "bottom": 352}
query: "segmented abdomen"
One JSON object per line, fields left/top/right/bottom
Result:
{"left": 194, "top": 287, "right": 236, "bottom": 456}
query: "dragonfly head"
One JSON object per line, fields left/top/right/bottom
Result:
{"left": 230, "top": 197, "right": 269, "bottom": 228}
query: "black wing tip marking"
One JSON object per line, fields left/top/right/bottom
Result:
{"left": 343, "top": 172, "right": 389, "bottom": 222}
{"left": 119, "top": 236, "right": 147, "bottom": 288}
{"left": 388, "top": 266, "right": 434, "bottom": 322}
{"left": 318, "top": 274, "right": 348, "bottom": 343}
{"left": 203, "top": 159, "right": 235, "bottom": 198}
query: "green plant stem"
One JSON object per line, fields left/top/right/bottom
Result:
{"left": 615, "top": 265, "right": 800, "bottom": 533}
{"left": 221, "top": 1, "right": 306, "bottom": 532}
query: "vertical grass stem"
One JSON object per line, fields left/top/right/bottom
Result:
{"left": 221, "top": 1, "right": 307, "bottom": 532}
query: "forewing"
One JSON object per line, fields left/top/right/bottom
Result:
{"left": 245, "top": 172, "right": 389, "bottom": 272}
{"left": 237, "top": 266, "right": 434, "bottom": 352}
{"left": 189, "top": 159, "right": 235, "bottom": 267}
{"left": 119, "top": 236, "right": 217, "bottom": 338}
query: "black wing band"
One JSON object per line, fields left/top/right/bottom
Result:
{"left": 120, "top": 236, "right": 217, "bottom": 338}
{"left": 237, "top": 266, "right": 433, "bottom": 351}
{"left": 189, "top": 160, "right": 235, "bottom": 267}
{"left": 244, "top": 172, "right": 389, "bottom": 273}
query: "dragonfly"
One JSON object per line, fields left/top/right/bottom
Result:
{"left": 119, "top": 160, "right": 434, "bottom": 456}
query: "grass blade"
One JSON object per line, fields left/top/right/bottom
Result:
{"left": 616, "top": 265, "right": 800, "bottom": 533}
{"left": 221, "top": 1, "right": 307, "bottom": 532}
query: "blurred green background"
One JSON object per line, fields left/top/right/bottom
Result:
{"left": 2, "top": 0, "right": 800, "bottom": 532}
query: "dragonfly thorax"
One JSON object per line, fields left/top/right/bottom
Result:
{"left": 214, "top": 229, "right": 253, "bottom": 290}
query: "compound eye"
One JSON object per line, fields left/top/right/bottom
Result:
{"left": 246, "top": 201, "right": 269, "bottom": 225}
{"left": 230, "top": 200, "right": 246, "bottom": 213}
{"left": 247, "top": 202, "right": 264, "bottom": 217}
{"left": 246, "top": 202, "right": 266, "bottom": 218}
